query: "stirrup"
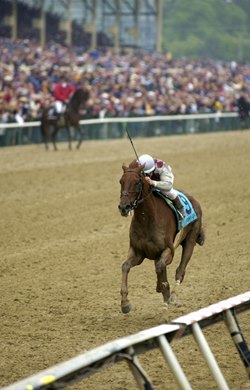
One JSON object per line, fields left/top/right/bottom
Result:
{"left": 177, "top": 209, "right": 185, "bottom": 219}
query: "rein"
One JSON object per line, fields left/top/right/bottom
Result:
{"left": 120, "top": 169, "right": 152, "bottom": 211}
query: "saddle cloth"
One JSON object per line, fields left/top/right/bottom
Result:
{"left": 152, "top": 189, "right": 198, "bottom": 232}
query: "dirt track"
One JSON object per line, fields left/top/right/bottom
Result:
{"left": 0, "top": 130, "right": 249, "bottom": 390}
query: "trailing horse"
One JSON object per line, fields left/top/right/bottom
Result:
{"left": 118, "top": 159, "right": 205, "bottom": 313}
{"left": 40, "top": 88, "right": 90, "bottom": 151}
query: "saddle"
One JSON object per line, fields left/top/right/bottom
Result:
{"left": 152, "top": 189, "right": 198, "bottom": 231}
{"left": 47, "top": 108, "right": 65, "bottom": 126}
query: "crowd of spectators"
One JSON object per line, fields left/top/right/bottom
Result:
{"left": 1, "top": 37, "right": 250, "bottom": 124}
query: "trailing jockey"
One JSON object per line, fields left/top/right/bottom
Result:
{"left": 53, "top": 75, "right": 75, "bottom": 118}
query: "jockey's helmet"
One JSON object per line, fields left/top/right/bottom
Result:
{"left": 138, "top": 154, "right": 155, "bottom": 174}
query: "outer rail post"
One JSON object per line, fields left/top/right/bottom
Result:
{"left": 191, "top": 322, "right": 230, "bottom": 390}
{"left": 224, "top": 308, "right": 250, "bottom": 378}
{"left": 125, "top": 347, "right": 154, "bottom": 390}
{"left": 158, "top": 334, "right": 192, "bottom": 390}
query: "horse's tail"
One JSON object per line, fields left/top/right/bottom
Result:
{"left": 196, "top": 226, "right": 205, "bottom": 246}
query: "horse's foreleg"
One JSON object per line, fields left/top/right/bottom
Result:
{"left": 121, "top": 250, "right": 144, "bottom": 314}
{"left": 66, "top": 125, "right": 72, "bottom": 150}
{"left": 155, "top": 247, "right": 173, "bottom": 306}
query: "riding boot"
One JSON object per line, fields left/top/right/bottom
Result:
{"left": 173, "top": 195, "right": 185, "bottom": 219}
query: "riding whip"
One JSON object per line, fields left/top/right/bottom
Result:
{"left": 124, "top": 123, "right": 139, "bottom": 161}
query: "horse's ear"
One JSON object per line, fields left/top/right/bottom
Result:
{"left": 122, "top": 164, "right": 128, "bottom": 172}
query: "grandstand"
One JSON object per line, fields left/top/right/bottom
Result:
{"left": 0, "top": 0, "right": 163, "bottom": 52}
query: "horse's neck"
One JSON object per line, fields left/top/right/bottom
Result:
{"left": 134, "top": 193, "right": 156, "bottom": 222}
{"left": 69, "top": 101, "right": 79, "bottom": 112}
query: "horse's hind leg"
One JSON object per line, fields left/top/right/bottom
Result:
{"left": 41, "top": 122, "right": 49, "bottom": 150}
{"left": 154, "top": 247, "right": 173, "bottom": 306}
{"left": 76, "top": 125, "right": 83, "bottom": 150}
{"left": 170, "top": 234, "right": 197, "bottom": 304}
{"left": 51, "top": 126, "right": 59, "bottom": 151}
{"left": 121, "top": 249, "right": 144, "bottom": 313}
{"left": 176, "top": 234, "right": 198, "bottom": 284}
{"left": 65, "top": 125, "right": 72, "bottom": 150}
{"left": 44, "top": 134, "right": 49, "bottom": 151}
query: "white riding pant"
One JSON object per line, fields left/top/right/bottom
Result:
{"left": 55, "top": 101, "right": 66, "bottom": 114}
{"left": 162, "top": 187, "right": 179, "bottom": 200}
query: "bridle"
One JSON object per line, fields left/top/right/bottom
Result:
{"left": 120, "top": 169, "right": 151, "bottom": 211}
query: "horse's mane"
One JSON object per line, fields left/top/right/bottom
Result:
{"left": 122, "top": 159, "right": 145, "bottom": 176}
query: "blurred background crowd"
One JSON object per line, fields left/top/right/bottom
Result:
{"left": 1, "top": 38, "right": 250, "bottom": 124}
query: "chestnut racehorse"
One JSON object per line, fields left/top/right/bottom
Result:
{"left": 40, "top": 88, "right": 90, "bottom": 151}
{"left": 118, "top": 160, "right": 205, "bottom": 313}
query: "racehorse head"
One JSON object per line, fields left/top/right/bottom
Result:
{"left": 118, "top": 160, "right": 151, "bottom": 216}
{"left": 70, "top": 88, "right": 90, "bottom": 109}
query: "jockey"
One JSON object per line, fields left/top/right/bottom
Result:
{"left": 138, "top": 154, "right": 185, "bottom": 218}
{"left": 53, "top": 76, "right": 75, "bottom": 115}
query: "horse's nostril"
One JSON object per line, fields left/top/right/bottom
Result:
{"left": 118, "top": 204, "right": 130, "bottom": 213}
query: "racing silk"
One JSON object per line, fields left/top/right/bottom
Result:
{"left": 53, "top": 83, "right": 75, "bottom": 103}
{"left": 150, "top": 159, "right": 174, "bottom": 192}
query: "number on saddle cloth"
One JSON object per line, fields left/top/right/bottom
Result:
{"left": 152, "top": 189, "right": 198, "bottom": 231}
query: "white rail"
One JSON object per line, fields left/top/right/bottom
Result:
{"left": 0, "top": 112, "right": 241, "bottom": 146}
{"left": 0, "top": 112, "right": 238, "bottom": 130}
{"left": 2, "top": 291, "right": 249, "bottom": 390}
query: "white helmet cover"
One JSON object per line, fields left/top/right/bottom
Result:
{"left": 138, "top": 154, "right": 155, "bottom": 174}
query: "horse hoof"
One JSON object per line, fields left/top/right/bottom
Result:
{"left": 162, "top": 304, "right": 169, "bottom": 322}
{"left": 121, "top": 304, "right": 131, "bottom": 314}
{"left": 169, "top": 292, "right": 177, "bottom": 305}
